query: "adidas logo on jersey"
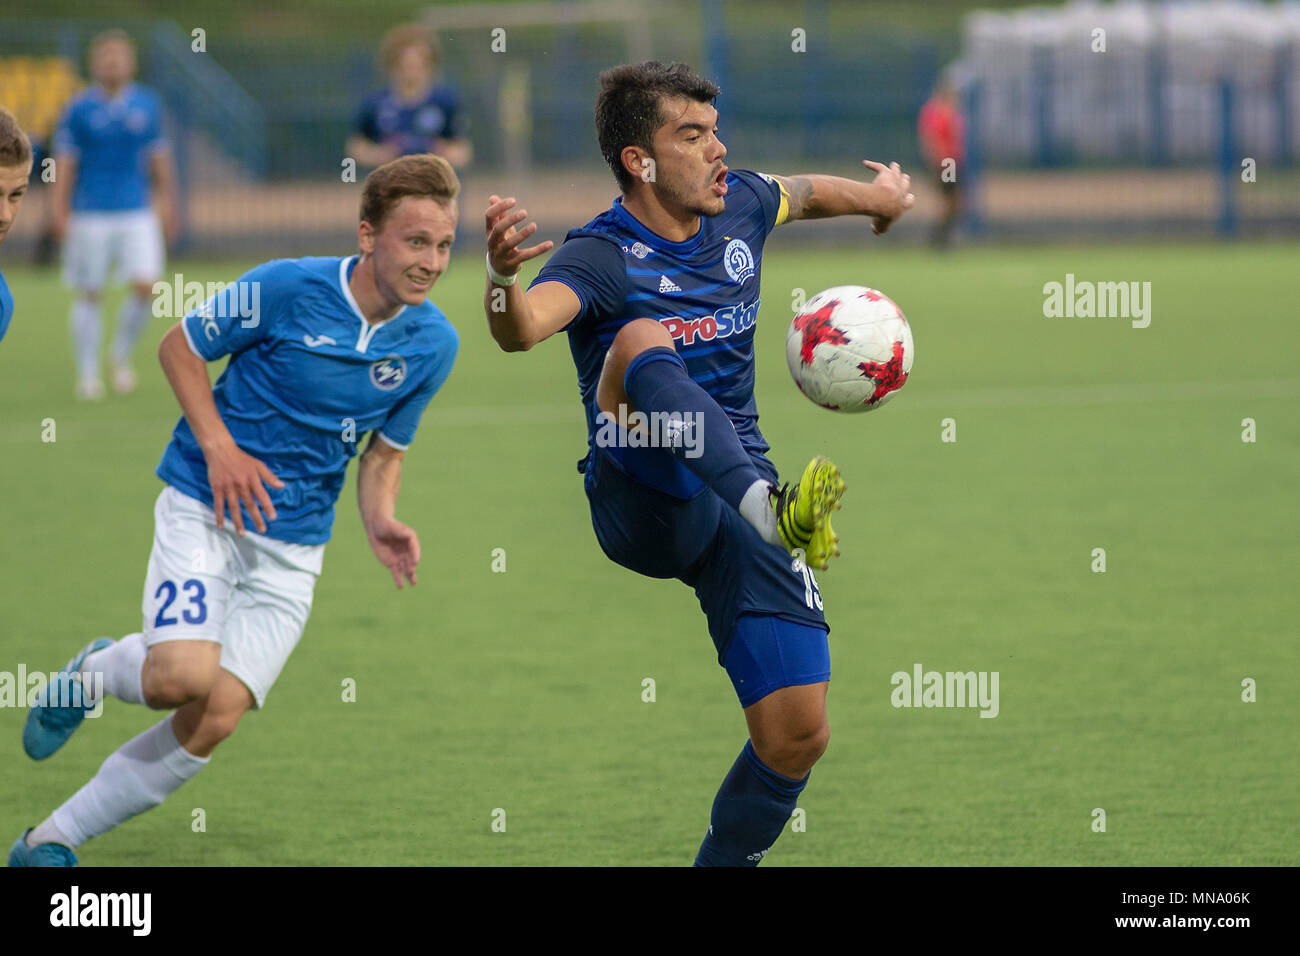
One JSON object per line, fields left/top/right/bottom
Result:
{"left": 658, "top": 275, "right": 683, "bottom": 294}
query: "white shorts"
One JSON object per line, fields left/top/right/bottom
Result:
{"left": 141, "top": 485, "right": 325, "bottom": 708}
{"left": 63, "top": 209, "right": 164, "bottom": 292}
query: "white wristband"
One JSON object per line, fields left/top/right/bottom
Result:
{"left": 486, "top": 253, "right": 518, "bottom": 286}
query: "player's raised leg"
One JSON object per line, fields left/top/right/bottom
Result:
{"left": 597, "top": 318, "right": 784, "bottom": 545}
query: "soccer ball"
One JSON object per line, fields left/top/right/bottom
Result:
{"left": 786, "top": 285, "right": 914, "bottom": 412}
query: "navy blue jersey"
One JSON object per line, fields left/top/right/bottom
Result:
{"left": 530, "top": 169, "right": 791, "bottom": 497}
{"left": 157, "top": 255, "right": 458, "bottom": 545}
{"left": 355, "top": 85, "right": 464, "bottom": 157}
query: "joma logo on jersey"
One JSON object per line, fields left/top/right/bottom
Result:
{"left": 369, "top": 356, "right": 407, "bottom": 390}
{"left": 659, "top": 300, "right": 759, "bottom": 346}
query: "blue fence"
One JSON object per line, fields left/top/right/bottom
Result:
{"left": 3, "top": 3, "right": 1298, "bottom": 252}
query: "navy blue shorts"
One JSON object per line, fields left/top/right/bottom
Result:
{"left": 584, "top": 447, "right": 830, "bottom": 705}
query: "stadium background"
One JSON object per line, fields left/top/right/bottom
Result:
{"left": 4, "top": 0, "right": 1299, "bottom": 255}
{"left": 0, "top": 0, "right": 1296, "bottom": 867}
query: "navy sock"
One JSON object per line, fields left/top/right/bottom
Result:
{"left": 622, "top": 347, "right": 763, "bottom": 511}
{"left": 694, "top": 739, "right": 807, "bottom": 866}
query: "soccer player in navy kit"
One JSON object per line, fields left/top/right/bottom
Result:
{"left": 348, "top": 23, "right": 472, "bottom": 170}
{"left": 484, "top": 62, "right": 914, "bottom": 865}
{"left": 0, "top": 107, "right": 33, "bottom": 344}
{"left": 11, "top": 155, "right": 460, "bottom": 866}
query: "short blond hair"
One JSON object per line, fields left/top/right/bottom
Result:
{"left": 360, "top": 153, "right": 459, "bottom": 231}
{"left": 380, "top": 23, "right": 439, "bottom": 73}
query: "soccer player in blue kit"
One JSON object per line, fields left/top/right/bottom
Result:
{"left": 51, "top": 29, "right": 179, "bottom": 399}
{"left": 11, "top": 155, "right": 460, "bottom": 866}
{"left": 0, "top": 106, "right": 33, "bottom": 344}
{"left": 484, "top": 62, "right": 914, "bottom": 865}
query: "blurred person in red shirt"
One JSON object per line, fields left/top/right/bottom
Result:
{"left": 917, "top": 75, "right": 964, "bottom": 249}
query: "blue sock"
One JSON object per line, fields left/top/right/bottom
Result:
{"left": 623, "top": 347, "right": 763, "bottom": 511}
{"left": 694, "top": 739, "right": 807, "bottom": 866}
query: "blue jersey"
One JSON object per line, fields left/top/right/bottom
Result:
{"left": 355, "top": 85, "right": 464, "bottom": 156}
{"left": 530, "top": 169, "right": 790, "bottom": 498}
{"left": 0, "top": 268, "right": 12, "bottom": 343}
{"left": 157, "top": 255, "right": 459, "bottom": 545}
{"left": 53, "top": 84, "right": 166, "bottom": 212}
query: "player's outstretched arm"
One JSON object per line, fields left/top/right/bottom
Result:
{"left": 158, "top": 323, "right": 284, "bottom": 536}
{"left": 356, "top": 434, "right": 420, "bottom": 589}
{"left": 773, "top": 160, "right": 915, "bottom": 235}
{"left": 483, "top": 195, "right": 579, "bottom": 352}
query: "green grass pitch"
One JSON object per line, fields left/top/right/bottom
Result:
{"left": 0, "top": 239, "right": 1296, "bottom": 865}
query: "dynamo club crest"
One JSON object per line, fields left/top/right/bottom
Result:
{"left": 724, "top": 238, "right": 755, "bottom": 284}
{"left": 369, "top": 355, "right": 407, "bottom": 390}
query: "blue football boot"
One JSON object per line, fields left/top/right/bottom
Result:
{"left": 9, "top": 830, "right": 77, "bottom": 867}
{"left": 23, "top": 637, "right": 114, "bottom": 760}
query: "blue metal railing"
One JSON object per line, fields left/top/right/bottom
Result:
{"left": 147, "top": 21, "right": 267, "bottom": 180}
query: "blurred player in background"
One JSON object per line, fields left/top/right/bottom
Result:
{"left": 917, "top": 73, "right": 965, "bottom": 249}
{"left": 51, "top": 28, "right": 178, "bottom": 399}
{"left": 0, "top": 106, "right": 34, "bottom": 343}
{"left": 484, "top": 61, "right": 913, "bottom": 866}
{"left": 348, "top": 23, "right": 472, "bottom": 170}
{"left": 11, "top": 155, "right": 460, "bottom": 867}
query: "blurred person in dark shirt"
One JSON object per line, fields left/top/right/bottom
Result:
{"left": 348, "top": 23, "right": 472, "bottom": 170}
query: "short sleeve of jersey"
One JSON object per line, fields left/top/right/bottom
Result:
{"left": 182, "top": 260, "right": 288, "bottom": 361}
{"left": 528, "top": 235, "right": 627, "bottom": 330}
{"left": 738, "top": 170, "right": 788, "bottom": 234}
{"left": 378, "top": 325, "right": 459, "bottom": 449}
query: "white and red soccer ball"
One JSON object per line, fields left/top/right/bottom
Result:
{"left": 786, "top": 285, "right": 914, "bottom": 412}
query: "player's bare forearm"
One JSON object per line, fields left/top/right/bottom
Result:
{"left": 483, "top": 195, "right": 576, "bottom": 351}
{"left": 775, "top": 161, "right": 914, "bottom": 234}
{"left": 357, "top": 436, "right": 420, "bottom": 588}
{"left": 484, "top": 278, "right": 534, "bottom": 351}
{"left": 158, "top": 323, "right": 236, "bottom": 455}
{"left": 356, "top": 435, "right": 403, "bottom": 534}
{"left": 434, "top": 137, "right": 473, "bottom": 168}
{"left": 161, "top": 322, "right": 285, "bottom": 535}
{"left": 346, "top": 135, "right": 397, "bottom": 168}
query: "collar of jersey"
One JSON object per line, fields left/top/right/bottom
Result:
{"left": 612, "top": 198, "right": 705, "bottom": 255}
{"left": 90, "top": 83, "right": 137, "bottom": 107}
{"left": 340, "top": 255, "right": 406, "bottom": 352}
